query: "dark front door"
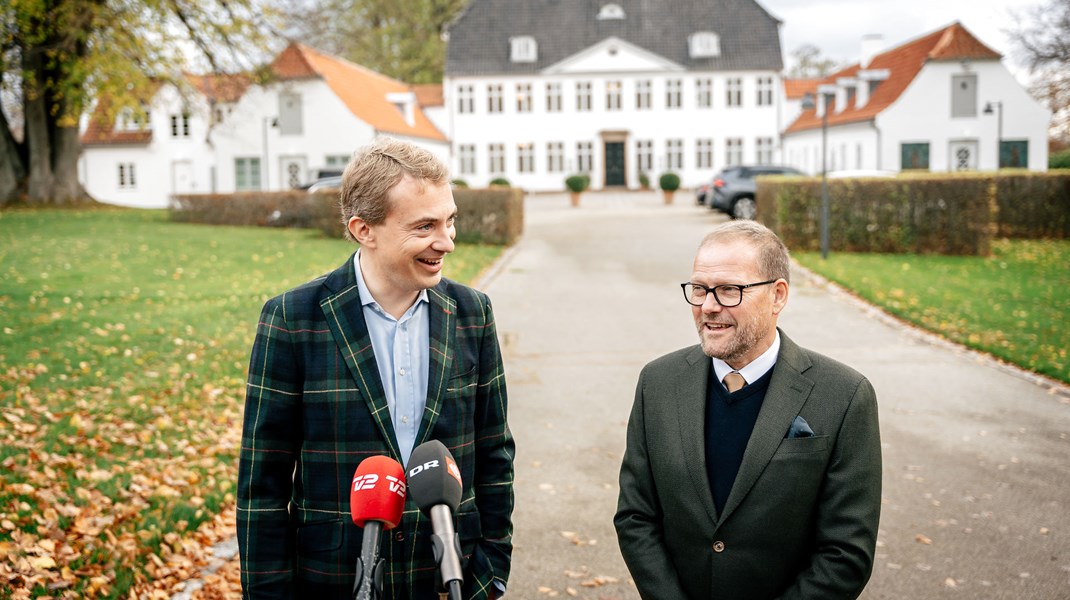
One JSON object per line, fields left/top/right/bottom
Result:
{"left": 604, "top": 142, "right": 625, "bottom": 186}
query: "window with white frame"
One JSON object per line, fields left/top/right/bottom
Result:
{"left": 488, "top": 143, "right": 506, "bottom": 174}
{"left": 666, "top": 139, "right": 683, "bottom": 170}
{"left": 606, "top": 80, "right": 622, "bottom": 110}
{"left": 636, "top": 80, "right": 652, "bottom": 109}
{"left": 576, "top": 81, "right": 592, "bottom": 111}
{"left": 325, "top": 155, "right": 350, "bottom": 168}
{"left": 457, "top": 84, "right": 474, "bottom": 114}
{"left": 696, "top": 138, "right": 714, "bottom": 169}
{"left": 725, "top": 138, "right": 743, "bottom": 165}
{"left": 546, "top": 82, "right": 562, "bottom": 112}
{"left": 756, "top": 77, "right": 773, "bottom": 106}
{"left": 689, "top": 32, "right": 721, "bottom": 58}
{"left": 597, "top": 3, "right": 625, "bottom": 19}
{"left": 117, "top": 107, "right": 150, "bottom": 132}
{"left": 696, "top": 78, "right": 712, "bottom": 108}
{"left": 517, "top": 143, "right": 535, "bottom": 173}
{"left": 170, "top": 113, "right": 190, "bottom": 138}
{"left": 666, "top": 79, "right": 682, "bottom": 109}
{"left": 235, "top": 157, "right": 261, "bottom": 191}
{"left": 487, "top": 84, "right": 503, "bottom": 113}
{"left": 278, "top": 92, "right": 303, "bottom": 135}
{"left": 756, "top": 137, "right": 774, "bottom": 165}
{"left": 510, "top": 36, "right": 538, "bottom": 62}
{"left": 459, "top": 144, "right": 476, "bottom": 175}
{"left": 577, "top": 141, "right": 593, "bottom": 173}
{"left": 547, "top": 142, "right": 564, "bottom": 173}
{"left": 726, "top": 78, "right": 742, "bottom": 107}
{"left": 118, "top": 163, "right": 136, "bottom": 189}
{"left": 516, "top": 83, "right": 532, "bottom": 113}
{"left": 636, "top": 140, "right": 653, "bottom": 173}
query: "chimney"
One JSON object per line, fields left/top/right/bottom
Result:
{"left": 860, "top": 34, "right": 883, "bottom": 69}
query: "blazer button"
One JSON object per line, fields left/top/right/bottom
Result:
{"left": 394, "top": 531, "right": 405, "bottom": 542}
{"left": 712, "top": 541, "right": 725, "bottom": 553}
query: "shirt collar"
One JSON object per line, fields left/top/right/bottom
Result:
{"left": 353, "top": 250, "right": 428, "bottom": 311}
{"left": 712, "top": 330, "right": 781, "bottom": 385}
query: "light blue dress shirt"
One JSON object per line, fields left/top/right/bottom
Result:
{"left": 354, "top": 252, "right": 429, "bottom": 468}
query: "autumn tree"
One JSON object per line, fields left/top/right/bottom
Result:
{"left": 278, "top": 0, "right": 469, "bottom": 84}
{"left": 1007, "top": 0, "right": 1070, "bottom": 142}
{"left": 786, "top": 44, "right": 841, "bottom": 79}
{"left": 0, "top": 0, "right": 274, "bottom": 206}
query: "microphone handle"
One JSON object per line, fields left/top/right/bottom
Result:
{"left": 354, "top": 520, "right": 384, "bottom": 600}
{"left": 430, "top": 504, "right": 464, "bottom": 588}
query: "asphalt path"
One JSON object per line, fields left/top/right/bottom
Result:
{"left": 481, "top": 191, "right": 1070, "bottom": 599}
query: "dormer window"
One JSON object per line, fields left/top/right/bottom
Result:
{"left": 116, "top": 106, "right": 150, "bottom": 132}
{"left": 386, "top": 92, "right": 416, "bottom": 126}
{"left": 689, "top": 32, "right": 721, "bottom": 58}
{"left": 510, "top": 36, "right": 537, "bottom": 63}
{"left": 597, "top": 3, "right": 625, "bottom": 20}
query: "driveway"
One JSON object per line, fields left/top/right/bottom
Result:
{"left": 483, "top": 191, "right": 1070, "bottom": 599}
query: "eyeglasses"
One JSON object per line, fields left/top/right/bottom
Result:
{"left": 680, "top": 279, "right": 778, "bottom": 307}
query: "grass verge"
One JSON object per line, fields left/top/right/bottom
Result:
{"left": 793, "top": 238, "right": 1069, "bottom": 384}
{"left": 0, "top": 208, "right": 503, "bottom": 598}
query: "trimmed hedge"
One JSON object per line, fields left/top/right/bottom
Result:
{"left": 994, "top": 172, "right": 1070, "bottom": 239}
{"left": 171, "top": 186, "right": 524, "bottom": 245}
{"left": 757, "top": 171, "right": 1070, "bottom": 256}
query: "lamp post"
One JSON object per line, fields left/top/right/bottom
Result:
{"left": 802, "top": 92, "right": 831, "bottom": 259}
{"left": 983, "top": 101, "right": 1002, "bottom": 171}
{"left": 261, "top": 116, "right": 278, "bottom": 190}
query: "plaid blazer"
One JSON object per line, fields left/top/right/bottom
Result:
{"left": 237, "top": 253, "right": 514, "bottom": 600}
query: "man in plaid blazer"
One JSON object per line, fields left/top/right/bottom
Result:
{"left": 237, "top": 138, "right": 514, "bottom": 599}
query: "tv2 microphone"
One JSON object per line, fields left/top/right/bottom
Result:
{"left": 406, "top": 440, "right": 464, "bottom": 600}
{"left": 350, "top": 455, "right": 407, "bottom": 600}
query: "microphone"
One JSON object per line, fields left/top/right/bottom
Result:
{"left": 406, "top": 440, "right": 464, "bottom": 600}
{"left": 350, "top": 455, "right": 407, "bottom": 600}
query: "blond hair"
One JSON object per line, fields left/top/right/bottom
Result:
{"left": 339, "top": 137, "right": 450, "bottom": 240}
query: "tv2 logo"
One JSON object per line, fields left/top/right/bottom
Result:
{"left": 352, "top": 474, "right": 406, "bottom": 497}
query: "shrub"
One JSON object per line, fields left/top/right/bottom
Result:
{"left": 1050, "top": 149, "right": 1070, "bottom": 170}
{"left": 565, "top": 174, "right": 590, "bottom": 193}
{"left": 489, "top": 177, "right": 511, "bottom": 188}
{"left": 451, "top": 178, "right": 469, "bottom": 188}
{"left": 659, "top": 172, "right": 681, "bottom": 191}
{"left": 639, "top": 172, "right": 650, "bottom": 189}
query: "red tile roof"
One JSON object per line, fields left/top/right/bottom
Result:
{"left": 273, "top": 44, "right": 446, "bottom": 142}
{"left": 784, "top": 22, "right": 1001, "bottom": 134}
{"left": 186, "top": 72, "right": 251, "bottom": 103}
{"left": 81, "top": 86, "right": 160, "bottom": 146}
{"left": 783, "top": 78, "right": 820, "bottom": 100}
{"left": 412, "top": 83, "right": 444, "bottom": 107}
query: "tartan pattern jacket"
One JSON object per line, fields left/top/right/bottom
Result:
{"left": 237, "top": 252, "right": 515, "bottom": 599}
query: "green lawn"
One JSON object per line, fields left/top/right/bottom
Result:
{"left": 794, "top": 239, "right": 1069, "bottom": 384}
{"left": 0, "top": 208, "right": 503, "bottom": 598}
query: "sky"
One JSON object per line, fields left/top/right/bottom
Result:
{"left": 758, "top": 0, "right": 1045, "bottom": 84}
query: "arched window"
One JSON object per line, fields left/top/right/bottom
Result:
{"left": 597, "top": 3, "right": 626, "bottom": 20}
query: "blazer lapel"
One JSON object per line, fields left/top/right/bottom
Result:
{"left": 678, "top": 345, "right": 720, "bottom": 525}
{"left": 718, "top": 330, "right": 814, "bottom": 524}
{"left": 319, "top": 253, "right": 402, "bottom": 460}
{"left": 415, "top": 283, "right": 456, "bottom": 445}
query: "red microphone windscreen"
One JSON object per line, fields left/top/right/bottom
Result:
{"left": 350, "top": 455, "right": 406, "bottom": 530}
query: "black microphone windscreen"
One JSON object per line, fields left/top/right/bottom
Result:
{"left": 406, "top": 440, "right": 462, "bottom": 513}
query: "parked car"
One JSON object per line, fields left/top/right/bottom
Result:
{"left": 705, "top": 165, "right": 804, "bottom": 220}
{"left": 307, "top": 175, "right": 343, "bottom": 192}
{"left": 297, "top": 169, "right": 344, "bottom": 190}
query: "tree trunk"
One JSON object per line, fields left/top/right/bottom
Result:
{"left": 52, "top": 124, "right": 89, "bottom": 204}
{"left": 0, "top": 102, "right": 26, "bottom": 206}
{"left": 23, "top": 51, "right": 55, "bottom": 205}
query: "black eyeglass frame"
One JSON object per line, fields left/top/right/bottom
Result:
{"left": 680, "top": 279, "right": 779, "bottom": 307}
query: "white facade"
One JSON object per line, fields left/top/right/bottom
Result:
{"left": 444, "top": 37, "right": 783, "bottom": 192}
{"left": 783, "top": 46, "right": 1050, "bottom": 175}
{"left": 79, "top": 85, "right": 218, "bottom": 208}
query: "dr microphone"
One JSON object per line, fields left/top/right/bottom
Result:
{"left": 406, "top": 440, "right": 464, "bottom": 600}
{"left": 350, "top": 455, "right": 407, "bottom": 600}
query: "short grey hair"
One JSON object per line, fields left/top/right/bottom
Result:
{"left": 339, "top": 137, "right": 450, "bottom": 241}
{"left": 698, "top": 221, "right": 791, "bottom": 283}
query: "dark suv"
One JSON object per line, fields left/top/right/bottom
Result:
{"left": 703, "top": 165, "right": 803, "bottom": 220}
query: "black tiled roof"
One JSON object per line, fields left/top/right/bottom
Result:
{"left": 445, "top": 0, "right": 784, "bottom": 76}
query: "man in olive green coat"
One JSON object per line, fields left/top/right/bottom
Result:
{"left": 615, "top": 221, "right": 882, "bottom": 599}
